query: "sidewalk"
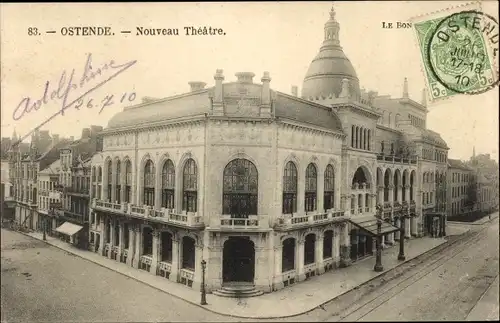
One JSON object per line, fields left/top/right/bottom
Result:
{"left": 15, "top": 229, "right": 464, "bottom": 319}
{"left": 448, "top": 212, "right": 499, "bottom": 226}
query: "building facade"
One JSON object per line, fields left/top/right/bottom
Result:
{"left": 90, "top": 7, "right": 449, "bottom": 295}
{"left": 38, "top": 159, "right": 63, "bottom": 235}
{"left": 447, "top": 159, "right": 474, "bottom": 217}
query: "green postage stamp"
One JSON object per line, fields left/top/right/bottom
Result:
{"left": 411, "top": 2, "right": 499, "bottom": 102}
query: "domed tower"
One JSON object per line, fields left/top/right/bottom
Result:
{"left": 302, "top": 6, "right": 361, "bottom": 100}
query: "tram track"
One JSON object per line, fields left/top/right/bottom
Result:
{"left": 321, "top": 223, "right": 492, "bottom": 322}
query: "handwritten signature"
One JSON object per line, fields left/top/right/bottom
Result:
{"left": 12, "top": 53, "right": 137, "bottom": 145}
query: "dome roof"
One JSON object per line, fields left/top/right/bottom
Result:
{"left": 302, "top": 7, "right": 360, "bottom": 99}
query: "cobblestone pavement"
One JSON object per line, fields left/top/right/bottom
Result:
{"left": 0, "top": 230, "right": 248, "bottom": 323}
{"left": 313, "top": 217, "right": 499, "bottom": 322}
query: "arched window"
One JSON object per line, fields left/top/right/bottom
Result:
{"left": 323, "top": 230, "right": 333, "bottom": 259}
{"left": 115, "top": 160, "right": 121, "bottom": 203}
{"left": 161, "top": 231, "right": 173, "bottom": 262}
{"left": 92, "top": 166, "right": 96, "bottom": 182}
{"left": 355, "top": 127, "right": 359, "bottom": 148}
{"left": 305, "top": 163, "right": 317, "bottom": 212}
{"left": 106, "top": 160, "right": 112, "bottom": 202}
{"left": 182, "top": 159, "right": 198, "bottom": 212}
{"left": 384, "top": 169, "right": 391, "bottom": 202}
{"left": 324, "top": 165, "right": 335, "bottom": 210}
{"left": 182, "top": 236, "right": 195, "bottom": 270}
{"left": 282, "top": 238, "right": 295, "bottom": 272}
{"left": 142, "top": 227, "right": 153, "bottom": 255}
{"left": 363, "top": 128, "right": 367, "bottom": 150}
{"left": 367, "top": 130, "right": 371, "bottom": 150}
{"left": 223, "top": 159, "right": 258, "bottom": 218}
{"left": 283, "top": 161, "right": 298, "bottom": 214}
{"left": 351, "top": 125, "right": 355, "bottom": 147}
{"left": 125, "top": 160, "right": 132, "bottom": 203}
{"left": 161, "top": 160, "right": 175, "bottom": 209}
{"left": 304, "top": 234, "right": 316, "bottom": 265}
{"left": 98, "top": 166, "right": 102, "bottom": 182}
{"left": 143, "top": 160, "right": 155, "bottom": 207}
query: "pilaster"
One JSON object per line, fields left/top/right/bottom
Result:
{"left": 151, "top": 230, "right": 160, "bottom": 275}
{"left": 126, "top": 227, "right": 135, "bottom": 266}
{"left": 171, "top": 238, "right": 180, "bottom": 282}
{"left": 132, "top": 226, "right": 141, "bottom": 268}
{"left": 297, "top": 239, "right": 305, "bottom": 280}
{"left": 316, "top": 233, "right": 324, "bottom": 274}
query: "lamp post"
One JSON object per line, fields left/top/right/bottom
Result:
{"left": 200, "top": 259, "right": 207, "bottom": 305}
{"left": 398, "top": 207, "right": 406, "bottom": 261}
{"left": 374, "top": 204, "right": 384, "bottom": 272}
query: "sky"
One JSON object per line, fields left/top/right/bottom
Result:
{"left": 1, "top": 1, "right": 498, "bottom": 161}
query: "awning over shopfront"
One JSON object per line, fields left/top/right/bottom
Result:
{"left": 349, "top": 215, "right": 400, "bottom": 237}
{"left": 55, "top": 222, "right": 83, "bottom": 236}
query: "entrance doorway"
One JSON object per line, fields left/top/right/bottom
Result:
{"left": 222, "top": 237, "right": 255, "bottom": 283}
{"left": 349, "top": 229, "right": 373, "bottom": 262}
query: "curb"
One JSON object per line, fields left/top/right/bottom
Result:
{"left": 465, "top": 274, "right": 500, "bottom": 320}
{"left": 11, "top": 229, "right": 471, "bottom": 320}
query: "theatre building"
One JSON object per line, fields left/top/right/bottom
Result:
{"left": 90, "top": 7, "right": 448, "bottom": 296}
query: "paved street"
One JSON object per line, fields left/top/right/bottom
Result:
{"left": 1, "top": 216, "right": 498, "bottom": 322}
{"left": 318, "top": 216, "right": 499, "bottom": 322}
{"left": 0, "top": 229, "right": 243, "bottom": 323}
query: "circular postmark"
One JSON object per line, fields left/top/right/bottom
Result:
{"left": 427, "top": 10, "right": 499, "bottom": 95}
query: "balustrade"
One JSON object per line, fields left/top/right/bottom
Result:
{"left": 276, "top": 210, "right": 345, "bottom": 229}
{"left": 91, "top": 198, "right": 204, "bottom": 228}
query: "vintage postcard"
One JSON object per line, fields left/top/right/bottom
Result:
{"left": 1, "top": 2, "right": 498, "bottom": 322}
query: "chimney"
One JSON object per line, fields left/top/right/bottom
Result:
{"left": 235, "top": 72, "right": 255, "bottom": 84}
{"left": 90, "top": 125, "right": 103, "bottom": 138}
{"left": 403, "top": 77, "right": 409, "bottom": 98}
{"left": 291, "top": 86, "right": 298, "bottom": 97}
{"left": 81, "top": 128, "right": 91, "bottom": 140}
{"left": 188, "top": 81, "right": 207, "bottom": 92}
{"left": 421, "top": 88, "right": 427, "bottom": 107}
{"left": 212, "top": 69, "right": 225, "bottom": 116}
{"left": 260, "top": 71, "right": 272, "bottom": 117}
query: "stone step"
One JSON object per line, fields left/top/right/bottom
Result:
{"left": 212, "top": 286, "right": 264, "bottom": 298}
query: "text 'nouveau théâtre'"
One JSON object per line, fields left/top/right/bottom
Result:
{"left": 57, "top": 26, "right": 226, "bottom": 36}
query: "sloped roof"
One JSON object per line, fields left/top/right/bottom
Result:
{"left": 38, "top": 140, "right": 72, "bottom": 171}
{"left": 39, "top": 158, "right": 61, "bottom": 175}
{"left": 105, "top": 82, "right": 345, "bottom": 133}
{"left": 448, "top": 158, "right": 472, "bottom": 171}
{"left": 274, "top": 92, "right": 344, "bottom": 132}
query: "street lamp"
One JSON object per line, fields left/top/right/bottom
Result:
{"left": 200, "top": 259, "right": 207, "bottom": 305}
{"left": 374, "top": 204, "right": 384, "bottom": 272}
{"left": 398, "top": 206, "right": 406, "bottom": 261}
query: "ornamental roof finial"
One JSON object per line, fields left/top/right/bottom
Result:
{"left": 330, "top": 4, "right": 336, "bottom": 20}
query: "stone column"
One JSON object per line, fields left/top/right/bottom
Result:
{"left": 108, "top": 218, "right": 115, "bottom": 259}
{"left": 171, "top": 237, "right": 180, "bottom": 282}
{"left": 297, "top": 239, "right": 305, "bottom": 281}
{"left": 126, "top": 226, "right": 135, "bottom": 266}
{"left": 111, "top": 162, "right": 116, "bottom": 203}
{"left": 117, "top": 222, "right": 123, "bottom": 260}
{"left": 132, "top": 226, "right": 141, "bottom": 268}
{"left": 395, "top": 218, "right": 401, "bottom": 241}
{"left": 98, "top": 217, "right": 105, "bottom": 256}
{"left": 151, "top": 230, "right": 160, "bottom": 275}
{"left": 360, "top": 194, "right": 365, "bottom": 214}
{"left": 340, "top": 223, "right": 352, "bottom": 267}
{"left": 353, "top": 194, "right": 358, "bottom": 215}
{"left": 274, "top": 244, "right": 282, "bottom": 289}
{"left": 405, "top": 216, "right": 411, "bottom": 239}
{"left": 411, "top": 216, "right": 418, "bottom": 236}
{"left": 377, "top": 186, "right": 384, "bottom": 206}
{"left": 317, "top": 171, "right": 325, "bottom": 213}
{"left": 381, "top": 235, "right": 386, "bottom": 248}
{"left": 397, "top": 184, "right": 403, "bottom": 202}
{"left": 402, "top": 184, "right": 407, "bottom": 202}
{"left": 297, "top": 170, "right": 305, "bottom": 214}
{"left": 315, "top": 233, "right": 324, "bottom": 275}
